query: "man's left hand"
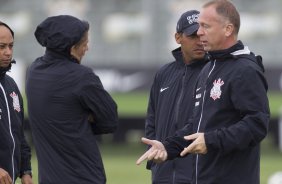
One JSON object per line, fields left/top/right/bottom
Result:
{"left": 21, "top": 174, "right": 33, "bottom": 184}
{"left": 180, "top": 132, "right": 207, "bottom": 156}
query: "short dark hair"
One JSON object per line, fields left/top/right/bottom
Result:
{"left": 0, "top": 21, "right": 14, "bottom": 38}
{"left": 204, "top": 0, "right": 240, "bottom": 35}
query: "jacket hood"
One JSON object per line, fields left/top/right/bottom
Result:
{"left": 34, "top": 15, "right": 88, "bottom": 55}
{"left": 205, "top": 40, "right": 244, "bottom": 61}
{"left": 0, "top": 60, "right": 15, "bottom": 79}
{"left": 206, "top": 41, "right": 265, "bottom": 72}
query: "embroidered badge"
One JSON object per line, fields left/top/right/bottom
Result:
{"left": 10, "top": 92, "right": 21, "bottom": 112}
{"left": 187, "top": 13, "right": 199, "bottom": 24}
{"left": 210, "top": 78, "right": 224, "bottom": 100}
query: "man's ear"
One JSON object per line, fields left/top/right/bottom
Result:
{"left": 70, "top": 45, "right": 79, "bottom": 62}
{"left": 175, "top": 32, "right": 182, "bottom": 44}
{"left": 70, "top": 45, "right": 75, "bottom": 56}
{"left": 225, "top": 23, "right": 234, "bottom": 37}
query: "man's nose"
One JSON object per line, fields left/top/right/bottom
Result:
{"left": 197, "top": 27, "right": 203, "bottom": 36}
{"left": 4, "top": 46, "right": 13, "bottom": 56}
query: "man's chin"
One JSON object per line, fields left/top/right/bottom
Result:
{"left": 0, "top": 63, "right": 11, "bottom": 68}
{"left": 192, "top": 54, "right": 205, "bottom": 61}
{"left": 194, "top": 51, "right": 205, "bottom": 57}
{"left": 203, "top": 46, "right": 211, "bottom": 52}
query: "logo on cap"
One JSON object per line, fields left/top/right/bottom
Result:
{"left": 176, "top": 10, "right": 200, "bottom": 35}
{"left": 187, "top": 14, "right": 199, "bottom": 25}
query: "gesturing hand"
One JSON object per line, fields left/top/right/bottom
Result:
{"left": 0, "top": 168, "right": 12, "bottom": 184}
{"left": 180, "top": 133, "right": 207, "bottom": 156}
{"left": 136, "top": 137, "right": 167, "bottom": 165}
{"left": 21, "top": 174, "right": 33, "bottom": 184}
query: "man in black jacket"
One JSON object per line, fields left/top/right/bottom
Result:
{"left": 137, "top": 1, "right": 270, "bottom": 184}
{"left": 0, "top": 22, "right": 33, "bottom": 184}
{"left": 145, "top": 10, "right": 205, "bottom": 184}
{"left": 26, "top": 15, "right": 118, "bottom": 184}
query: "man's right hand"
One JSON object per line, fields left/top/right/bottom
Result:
{"left": 0, "top": 168, "right": 12, "bottom": 184}
{"left": 136, "top": 137, "right": 167, "bottom": 165}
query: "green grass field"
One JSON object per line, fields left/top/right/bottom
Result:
{"left": 28, "top": 135, "right": 282, "bottom": 184}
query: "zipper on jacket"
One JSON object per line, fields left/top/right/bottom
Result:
{"left": 172, "top": 65, "right": 187, "bottom": 184}
{"left": 172, "top": 161, "right": 176, "bottom": 184}
{"left": 0, "top": 83, "right": 15, "bottom": 184}
{"left": 195, "top": 60, "right": 216, "bottom": 184}
{"left": 175, "top": 65, "right": 187, "bottom": 128}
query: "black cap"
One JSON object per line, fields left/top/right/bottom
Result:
{"left": 176, "top": 10, "right": 200, "bottom": 35}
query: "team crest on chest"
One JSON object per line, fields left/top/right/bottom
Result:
{"left": 10, "top": 92, "right": 21, "bottom": 112}
{"left": 210, "top": 78, "right": 224, "bottom": 100}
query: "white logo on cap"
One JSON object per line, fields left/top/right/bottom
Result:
{"left": 187, "top": 14, "right": 199, "bottom": 24}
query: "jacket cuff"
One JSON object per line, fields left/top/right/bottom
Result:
{"left": 20, "top": 170, "right": 32, "bottom": 178}
{"left": 163, "top": 140, "right": 180, "bottom": 160}
{"left": 204, "top": 131, "right": 218, "bottom": 151}
{"left": 163, "top": 136, "right": 192, "bottom": 160}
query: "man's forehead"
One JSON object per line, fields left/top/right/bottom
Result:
{"left": 198, "top": 7, "right": 220, "bottom": 23}
{"left": 0, "top": 36, "right": 14, "bottom": 44}
{"left": 0, "top": 25, "right": 9, "bottom": 31}
{"left": 0, "top": 28, "right": 13, "bottom": 41}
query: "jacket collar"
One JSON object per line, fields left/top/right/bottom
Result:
{"left": 172, "top": 47, "right": 206, "bottom": 67}
{"left": 205, "top": 41, "right": 265, "bottom": 72}
{"left": 205, "top": 40, "right": 246, "bottom": 61}
{"left": 44, "top": 49, "right": 79, "bottom": 64}
{"left": 231, "top": 46, "right": 250, "bottom": 56}
{"left": 0, "top": 60, "right": 15, "bottom": 79}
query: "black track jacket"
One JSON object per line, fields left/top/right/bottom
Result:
{"left": 145, "top": 47, "right": 206, "bottom": 184}
{"left": 26, "top": 50, "right": 118, "bottom": 184}
{"left": 0, "top": 67, "right": 31, "bottom": 183}
{"left": 164, "top": 41, "right": 270, "bottom": 184}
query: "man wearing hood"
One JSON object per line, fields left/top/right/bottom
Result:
{"left": 0, "top": 21, "right": 33, "bottom": 184}
{"left": 26, "top": 15, "right": 118, "bottom": 184}
{"left": 136, "top": 1, "right": 270, "bottom": 184}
